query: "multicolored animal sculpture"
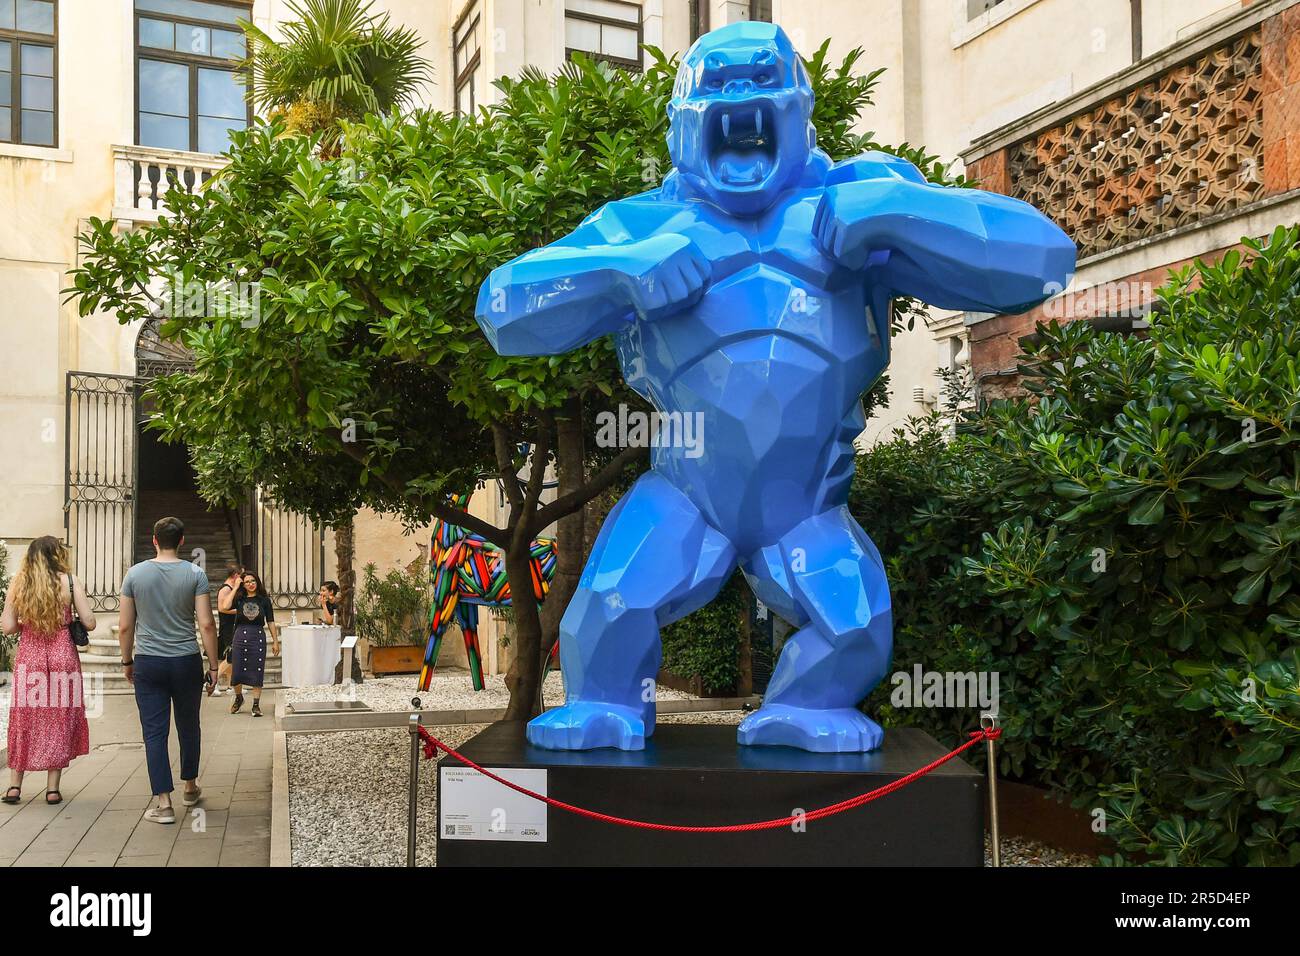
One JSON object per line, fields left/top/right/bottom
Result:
{"left": 419, "top": 492, "right": 559, "bottom": 692}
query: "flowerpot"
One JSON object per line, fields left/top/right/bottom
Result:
{"left": 369, "top": 643, "right": 424, "bottom": 676}
{"left": 993, "top": 780, "right": 1105, "bottom": 858}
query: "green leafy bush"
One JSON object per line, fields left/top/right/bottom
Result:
{"left": 852, "top": 226, "right": 1300, "bottom": 866}
{"left": 354, "top": 562, "right": 430, "bottom": 648}
{"left": 660, "top": 573, "right": 748, "bottom": 694}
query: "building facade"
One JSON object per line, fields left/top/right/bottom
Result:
{"left": 957, "top": 0, "right": 1299, "bottom": 395}
{"left": 2, "top": 0, "right": 1291, "bottom": 673}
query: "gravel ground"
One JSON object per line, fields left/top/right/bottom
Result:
{"left": 986, "top": 833, "right": 1094, "bottom": 866}
{"left": 658, "top": 710, "right": 746, "bottom": 725}
{"left": 287, "top": 709, "right": 1094, "bottom": 867}
{"left": 288, "top": 724, "right": 486, "bottom": 867}
{"left": 282, "top": 670, "right": 695, "bottom": 713}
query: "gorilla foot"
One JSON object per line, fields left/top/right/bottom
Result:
{"left": 526, "top": 702, "right": 648, "bottom": 751}
{"left": 737, "top": 704, "right": 883, "bottom": 753}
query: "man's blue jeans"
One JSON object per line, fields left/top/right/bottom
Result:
{"left": 133, "top": 654, "right": 203, "bottom": 795}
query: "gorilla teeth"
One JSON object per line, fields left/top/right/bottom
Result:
{"left": 720, "top": 109, "right": 767, "bottom": 146}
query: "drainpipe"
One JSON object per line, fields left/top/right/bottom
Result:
{"left": 1130, "top": 0, "right": 1143, "bottom": 62}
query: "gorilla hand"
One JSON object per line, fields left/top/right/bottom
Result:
{"left": 623, "top": 234, "right": 712, "bottom": 322}
{"left": 812, "top": 181, "right": 890, "bottom": 273}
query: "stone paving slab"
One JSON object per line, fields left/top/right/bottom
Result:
{"left": 229, "top": 796, "right": 271, "bottom": 817}
{"left": 218, "top": 842, "right": 269, "bottom": 866}
{"left": 168, "top": 837, "right": 224, "bottom": 867}
{"left": 2, "top": 689, "right": 277, "bottom": 868}
{"left": 64, "top": 808, "right": 144, "bottom": 866}
{"left": 13, "top": 849, "right": 73, "bottom": 866}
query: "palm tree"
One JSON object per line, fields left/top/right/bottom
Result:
{"left": 239, "top": 1, "right": 429, "bottom": 661}
{"left": 241, "top": 0, "right": 432, "bottom": 153}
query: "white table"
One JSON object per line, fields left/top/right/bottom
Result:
{"left": 279, "top": 624, "right": 342, "bottom": 687}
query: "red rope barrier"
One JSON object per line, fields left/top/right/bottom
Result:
{"left": 419, "top": 723, "right": 1000, "bottom": 834}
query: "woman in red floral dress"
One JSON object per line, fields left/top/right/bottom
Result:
{"left": 2, "top": 536, "right": 95, "bottom": 806}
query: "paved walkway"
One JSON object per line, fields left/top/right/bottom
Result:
{"left": 0, "top": 689, "right": 277, "bottom": 867}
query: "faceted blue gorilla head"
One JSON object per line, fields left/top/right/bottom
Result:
{"left": 667, "top": 21, "right": 815, "bottom": 217}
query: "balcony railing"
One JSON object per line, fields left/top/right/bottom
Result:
{"left": 963, "top": 1, "right": 1288, "bottom": 262}
{"left": 112, "top": 144, "right": 227, "bottom": 224}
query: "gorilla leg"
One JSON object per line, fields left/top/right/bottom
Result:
{"left": 737, "top": 506, "right": 893, "bottom": 752}
{"left": 527, "top": 471, "right": 736, "bottom": 751}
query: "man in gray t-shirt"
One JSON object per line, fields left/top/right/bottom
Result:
{"left": 121, "top": 560, "right": 210, "bottom": 656}
{"left": 118, "top": 516, "right": 220, "bottom": 824}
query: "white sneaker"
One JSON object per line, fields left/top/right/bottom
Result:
{"left": 144, "top": 806, "right": 176, "bottom": 825}
{"left": 182, "top": 786, "right": 202, "bottom": 806}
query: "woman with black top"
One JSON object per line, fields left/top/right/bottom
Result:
{"left": 218, "top": 570, "right": 278, "bottom": 717}
{"left": 215, "top": 563, "right": 243, "bottom": 696}
{"left": 318, "top": 581, "right": 339, "bottom": 625}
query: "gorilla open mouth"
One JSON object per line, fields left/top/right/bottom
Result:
{"left": 707, "top": 100, "right": 779, "bottom": 189}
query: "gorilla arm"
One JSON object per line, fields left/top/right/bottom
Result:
{"left": 475, "top": 206, "right": 711, "bottom": 357}
{"left": 813, "top": 152, "right": 1076, "bottom": 315}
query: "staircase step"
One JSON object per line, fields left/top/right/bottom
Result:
{"left": 134, "top": 489, "right": 238, "bottom": 566}
{"left": 85, "top": 638, "right": 122, "bottom": 657}
{"left": 79, "top": 654, "right": 282, "bottom": 688}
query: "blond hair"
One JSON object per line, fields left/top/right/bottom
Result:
{"left": 11, "top": 535, "right": 71, "bottom": 635}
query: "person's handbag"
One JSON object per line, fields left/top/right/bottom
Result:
{"left": 68, "top": 576, "right": 90, "bottom": 647}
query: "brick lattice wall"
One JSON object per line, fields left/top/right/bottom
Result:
{"left": 963, "top": 8, "right": 1300, "bottom": 396}
{"left": 1005, "top": 27, "right": 1265, "bottom": 259}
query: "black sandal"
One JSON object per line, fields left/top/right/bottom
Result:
{"left": 45, "top": 790, "right": 62, "bottom": 805}
{"left": 2, "top": 787, "right": 20, "bottom": 805}
{"left": 251, "top": 700, "right": 262, "bottom": 718}
{"left": 230, "top": 693, "right": 244, "bottom": 714}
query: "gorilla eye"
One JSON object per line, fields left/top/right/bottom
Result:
{"left": 707, "top": 77, "right": 723, "bottom": 91}
{"left": 756, "top": 73, "right": 773, "bottom": 86}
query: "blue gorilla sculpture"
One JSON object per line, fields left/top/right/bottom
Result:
{"left": 476, "top": 22, "right": 1074, "bottom": 753}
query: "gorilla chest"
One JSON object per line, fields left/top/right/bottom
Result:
{"left": 630, "top": 194, "right": 876, "bottom": 386}
{"left": 620, "top": 277, "right": 876, "bottom": 428}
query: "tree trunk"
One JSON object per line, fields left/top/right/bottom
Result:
{"left": 737, "top": 596, "right": 753, "bottom": 698}
{"left": 493, "top": 421, "right": 645, "bottom": 719}
{"left": 333, "top": 512, "right": 362, "bottom": 683}
{"left": 502, "top": 542, "right": 544, "bottom": 720}
{"left": 499, "top": 424, "right": 550, "bottom": 721}
{"left": 536, "top": 398, "right": 586, "bottom": 709}
{"left": 583, "top": 491, "right": 614, "bottom": 562}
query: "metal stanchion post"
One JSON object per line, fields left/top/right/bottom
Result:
{"left": 406, "top": 698, "right": 423, "bottom": 867}
{"left": 981, "top": 712, "right": 1001, "bottom": 868}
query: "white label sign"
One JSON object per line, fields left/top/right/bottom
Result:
{"left": 440, "top": 766, "right": 548, "bottom": 842}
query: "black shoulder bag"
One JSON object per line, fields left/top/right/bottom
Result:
{"left": 68, "top": 576, "right": 90, "bottom": 647}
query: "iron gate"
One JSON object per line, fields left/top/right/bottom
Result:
{"left": 66, "top": 367, "right": 325, "bottom": 614}
{"left": 256, "top": 496, "right": 327, "bottom": 611}
{"left": 64, "top": 372, "right": 138, "bottom": 612}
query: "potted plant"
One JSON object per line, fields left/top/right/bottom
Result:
{"left": 354, "top": 562, "right": 430, "bottom": 676}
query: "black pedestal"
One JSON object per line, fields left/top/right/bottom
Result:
{"left": 435, "top": 721, "right": 984, "bottom": 866}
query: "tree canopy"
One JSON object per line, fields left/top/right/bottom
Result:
{"left": 73, "top": 44, "right": 955, "bottom": 535}
{"left": 241, "top": 0, "right": 432, "bottom": 150}
{"left": 70, "top": 43, "right": 964, "bottom": 712}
